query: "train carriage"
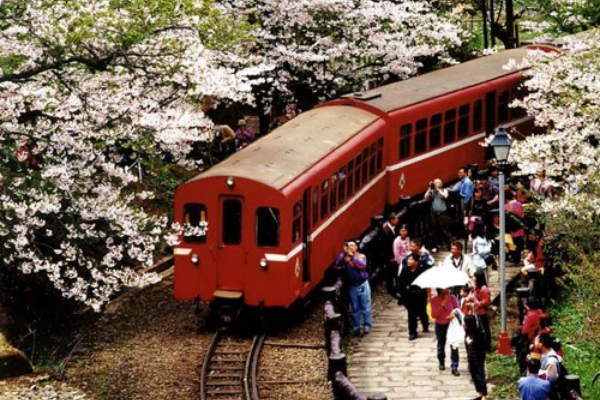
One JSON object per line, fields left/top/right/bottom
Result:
{"left": 174, "top": 106, "right": 387, "bottom": 309}
{"left": 174, "top": 47, "right": 540, "bottom": 314}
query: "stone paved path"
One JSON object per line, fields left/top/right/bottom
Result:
{"left": 348, "top": 251, "right": 521, "bottom": 400}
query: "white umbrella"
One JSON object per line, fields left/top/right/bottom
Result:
{"left": 412, "top": 264, "right": 470, "bottom": 289}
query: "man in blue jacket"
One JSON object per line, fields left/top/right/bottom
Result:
{"left": 336, "top": 241, "right": 371, "bottom": 336}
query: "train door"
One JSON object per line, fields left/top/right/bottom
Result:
{"left": 217, "top": 196, "right": 245, "bottom": 290}
{"left": 302, "top": 188, "right": 311, "bottom": 282}
{"left": 485, "top": 91, "right": 496, "bottom": 135}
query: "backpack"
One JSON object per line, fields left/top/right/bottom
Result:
{"left": 547, "top": 354, "right": 569, "bottom": 400}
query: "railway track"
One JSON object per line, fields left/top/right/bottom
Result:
{"left": 200, "top": 329, "right": 266, "bottom": 400}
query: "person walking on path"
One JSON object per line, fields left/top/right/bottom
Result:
{"left": 431, "top": 288, "right": 461, "bottom": 375}
{"left": 397, "top": 253, "right": 430, "bottom": 340}
{"left": 442, "top": 241, "right": 472, "bottom": 296}
{"left": 466, "top": 271, "right": 492, "bottom": 352}
{"left": 464, "top": 314, "right": 489, "bottom": 400}
{"left": 336, "top": 241, "right": 371, "bottom": 336}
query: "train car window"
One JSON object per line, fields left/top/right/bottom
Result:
{"left": 222, "top": 199, "right": 242, "bottom": 245}
{"left": 338, "top": 167, "right": 347, "bottom": 205}
{"left": 485, "top": 91, "right": 496, "bottom": 134}
{"left": 369, "top": 143, "right": 376, "bottom": 179}
{"left": 361, "top": 148, "right": 369, "bottom": 185}
{"left": 354, "top": 154, "right": 362, "bottom": 191}
{"left": 498, "top": 91, "right": 509, "bottom": 123}
{"left": 458, "top": 104, "right": 470, "bottom": 138}
{"left": 183, "top": 203, "right": 207, "bottom": 243}
{"left": 429, "top": 113, "right": 442, "bottom": 149}
{"left": 444, "top": 109, "right": 456, "bottom": 144}
{"left": 399, "top": 124, "right": 411, "bottom": 159}
{"left": 320, "top": 179, "right": 329, "bottom": 220}
{"left": 346, "top": 160, "right": 354, "bottom": 198}
{"left": 292, "top": 202, "right": 302, "bottom": 244}
{"left": 256, "top": 207, "right": 279, "bottom": 247}
{"left": 415, "top": 118, "right": 427, "bottom": 154}
{"left": 376, "top": 138, "right": 383, "bottom": 172}
{"left": 329, "top": 174, "right": 338, "bottom": 213}
{"left": 312, "top": 186, "right": 319, "bottom": 226}
{"left": 509, "top": 88, "right": 526, "bottom": 119}
{"left": 473, "top": 100, "right": 483, "bottom": 132}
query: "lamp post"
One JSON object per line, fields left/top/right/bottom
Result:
{"left": 489, "top": 125, "right": 513, "bottom": 356}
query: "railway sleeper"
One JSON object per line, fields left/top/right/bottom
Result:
{"left": 207, "top": 373, "right": 243, "bottom": 379}
{"left": 204, "top": 365, "right": 244, "bottom": 371}
{"left": 214, "top": 349, "right": 248, "bottom": 354}
{"left": 211, "top": 358, "right": 246, "bottom": 363}
{"left": 205, "top": 388, "right": 243, "bottom": 395}
{"left": 206, "top": 380, "right": 243, "bottom": 386}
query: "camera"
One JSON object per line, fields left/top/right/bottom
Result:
{"left": 429, "top": 181, "right": 435, "bottom": 190}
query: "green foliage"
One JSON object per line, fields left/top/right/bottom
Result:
{"left": 546, "top": 283, "right": 600, "bottom": 400}
{"left": 139, "top": 158, "right": 198, "bottom": 217}
{"left": 488, "top": 351, "right": 522, "bottom": 398}
{"left": 533, "top": 0, "right": 599, "bottom": 33}
{"left": 0, "top": 54, "right": 28, "bottom": 74}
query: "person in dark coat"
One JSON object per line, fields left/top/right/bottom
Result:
{"left": 397, "top": 252, "right": 430, "bottom": 340}
{"left": 382, "top": 213, "right": 399, "bottom": 295}
{"left": 464, "top": 314, "right": 488, "bottom": 400}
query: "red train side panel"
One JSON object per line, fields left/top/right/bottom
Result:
{"left": 174, "top": 48, "right": 537, "bottom": 311}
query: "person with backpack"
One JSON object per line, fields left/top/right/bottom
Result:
{"left": 537, "top": 333, "right": 568, "bottom": 400}
{"left": 519, "top": 356, "right": 551, "bottom": 400}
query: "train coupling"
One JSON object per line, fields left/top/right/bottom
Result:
{"left": 212, "top": 290, "right": 244, "bottom": 326}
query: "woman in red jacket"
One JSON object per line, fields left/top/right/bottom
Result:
{"left": 521, "top": 297, "right": 544, "bottom": 341}
{"left": 466, "top": 271, "right": 491, "bottom": 352}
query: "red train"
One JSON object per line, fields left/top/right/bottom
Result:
{"left": 173, "top": 47, "right": 538, "bottom": 315}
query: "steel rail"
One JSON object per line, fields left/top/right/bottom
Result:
{"left": 244, "top": 334, "right": 266, "bottom": 400}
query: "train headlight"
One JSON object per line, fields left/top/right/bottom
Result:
{"left": 191, "top": 254, "right": 199, "bottom": 265}
{"left": 226, "top": 176, "right": 235, "bottom": 188}
{"left": 259, "top": 258, "right": 268, "bottom": 269}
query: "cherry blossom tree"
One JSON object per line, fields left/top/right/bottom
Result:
{"left": 219, "top": 0, "right": 470, "bottom": 109}
{"left": 518, "top": 0, "right": 599, "bottom": 37}
{"left": 1, "top": 0, "right": 472, "bottom": 311}
{"left": 507, "top": 29, "right": 599, "bottom": 221}
{"left": 0, "top": 0, "right": 261, "bottom": 311}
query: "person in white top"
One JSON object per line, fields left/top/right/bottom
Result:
{"left": 442, "top": 241, "right": 472, "bottom": 296}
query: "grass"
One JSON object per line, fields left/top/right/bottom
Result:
{"left": 488, "top": 283, "right": 600, "bottom": 400}
{"left": 545, "top": 293, "right": 600, "bottom": 400}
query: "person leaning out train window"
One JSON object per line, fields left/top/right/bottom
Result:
{"left": 336, "top": 241, "right": 372, "bottom": 336}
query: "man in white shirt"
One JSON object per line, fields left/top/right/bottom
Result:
{"left": 443, "top": 241, "right": 472, "bottom": 296}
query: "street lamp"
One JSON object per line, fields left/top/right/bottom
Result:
{"left": 490, "top": 125, "right": 513, "bottom": 356}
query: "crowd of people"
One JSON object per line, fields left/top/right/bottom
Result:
{"left": 333, "top": 164, "right": 572, "bottom": 400}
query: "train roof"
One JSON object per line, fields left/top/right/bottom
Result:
{"left": 189, "top": 105, "right": 379, "bottom": 190}
{"left": 346, "top": 47, "right": 531, "bottom": 113}
{"left": 187, "top": 48, "right": 531, "bottom": 191}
